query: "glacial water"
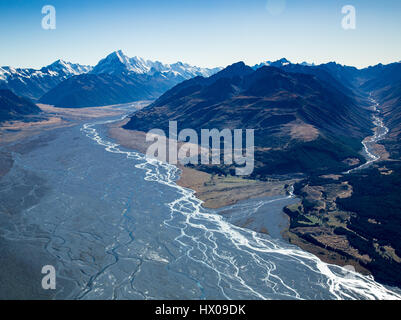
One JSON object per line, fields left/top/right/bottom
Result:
{"left": 0, "top": 103, "right": 400, "bottom": 300}
{"left": 345, "top": 96, "right": 389, "bottom": 174}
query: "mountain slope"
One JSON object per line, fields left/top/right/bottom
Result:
{"left": 275, "top": 61, "right": 401, "bottom": 288}
{"left": 124, "top": 59, "right": 401, "bottom": 288}
{"left": 1, "top": 50, "right": 221, "bottom": 106}
{"left": 0, "top": 89, "right": 41, "bottom": 122}
{"left": 0, "top": 60, "right": 92, "bottom": 100}
{"left": 91, "top": 50, "right": 221, "bottom": 79}
{"left": 39, "top": 50, "right": 222, "bottom": 108}
{"left": 361, "top": 63, "right": 401, "bottom": 158}
{"left": 124, "top": 62, "right": 372, "bottom": 176}
{"left": 39, "top": 73, "right": 163, "bottom": 108}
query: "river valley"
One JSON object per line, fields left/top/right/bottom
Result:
{"left": 0, "top": 102, "right": 400, "bottom": 300}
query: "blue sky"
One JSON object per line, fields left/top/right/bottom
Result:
{"left": 1, "top": 0, "right": 400, "bottom": 69}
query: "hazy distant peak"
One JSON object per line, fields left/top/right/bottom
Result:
{"left": 300, "top": 61, "right": 315, "bottom": 66}
{"left": 275, "top": 58, "right": 290, "bottom": 64}
{"left": 253, "top": 58, "right": 292, "bottom": 70}
{"left": 43, "top": 59, "right": 92, "bottom": 75}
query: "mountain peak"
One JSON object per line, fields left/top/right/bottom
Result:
{"left": 52, "top": 59, "right": 66, "bottom": 65}
{"left": 269, "top": 58, "right": 291, "bottom": 67}
{"left": 92, "top": 50, "right": 159, "bottom": 75}
{"left": 105, "top": 50, "right": 131, "bottom": 65}
{"left": 90, "top": 51, "right": 221, "bottom": 78}
{"left": 253, "top": 58, "right": 291, "bottom": 70}
{"left": 43, "top": 59, "right": 92, "bottom": 76}
{"left": 210, "top": 61, "right": 254, "bottom": 80}
{"left": 217, "top": 61, "right": 246, "bottom": 71}
{"left": 92, "top": 50, "right": 134, "bottom": 75}
{"left": 109, "top": 50, "right": 129, "bottom": 62}
{"left": 46, "top": 59, "right": 68, "bottom": 68}
{"left": 300, "top": 61, "right": 315, "bottom": 66}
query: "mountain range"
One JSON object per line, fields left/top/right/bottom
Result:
{"left": 0, "top": 50, "right": 221, "bottom": 108}
{"left": 122, "top": 57, "right": 401, "bottom": 287}
{"left": 0, "top": 60, "right": 92, "bottom": 101}
{"left": 121, "top": 57, "right": 401, "bottom": 181}
{"left": 91, "top": 50, "right": 220, "bottom": 79}
{"left": 124, "top": 61, "right": 373, "bottom": 176}
{"left": 2, "top": 50, "right": 401, "bottom": 288}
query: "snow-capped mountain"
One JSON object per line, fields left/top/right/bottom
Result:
{"left": 91, "top": 50, "right": 221, "bottom": 80}
{"left": 0, "top": 60, "right": 92, "bottom": 100}
{"left": 91, "top": 50, "right": 142, "bottom": 75}
{"left": 1, "top": 50, "right": 222, "bottom": 106}
{"left": 41, "top": 59, "right": 92, "bottom": 76}
{"left": 0, "top": 60, "right": 92, "bottom": 81}
{"left": 300, "top": 61, "right": 316, "bottom": 67}
{"left": 252, "top": 58, "right": 291, "bottom": 70}
{"left": 253, "top": 58, "right": 318, "bottom": 69}
{"left": 39, "top": 51, "right": 222, "bottom": 108}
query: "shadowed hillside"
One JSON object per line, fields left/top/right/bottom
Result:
{"left": 124, "top": 62, "right": 373, "bottom": 177}
{"left": 0, "top": 89, "right": 41, "bottom": 122}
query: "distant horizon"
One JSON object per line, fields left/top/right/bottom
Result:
{"left": 1, "top": 1, "right": 400, "bottom": 70}
{"left": 2, "top": 49, "right": 400, "bottom": 71}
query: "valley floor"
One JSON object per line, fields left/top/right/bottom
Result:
{"left": 1, "top": 102, "right": 400, "bottom": 297}
{"left": 107, "top": 99, "right": 401, "bottom": 290}
{"left": 107, "top": 119, "right": 297, "bottom": 209}
{"left": 281, "top": 104, "right": 401, "bottom": 288}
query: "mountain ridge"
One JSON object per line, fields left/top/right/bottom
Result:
{"left": 0, "top": 60, "right": 92, "bottom": 101}
{"left": 0, "top": 50, "right": 222, "bottom": 104}
{"left": 37, "top": 50, "right": 223, "bottom": 108}
{"left": 124, "top": 61, "right": 373, "bottom": 176}
{"left": 0, "top": 89, "right": 42, "bottom": 122}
